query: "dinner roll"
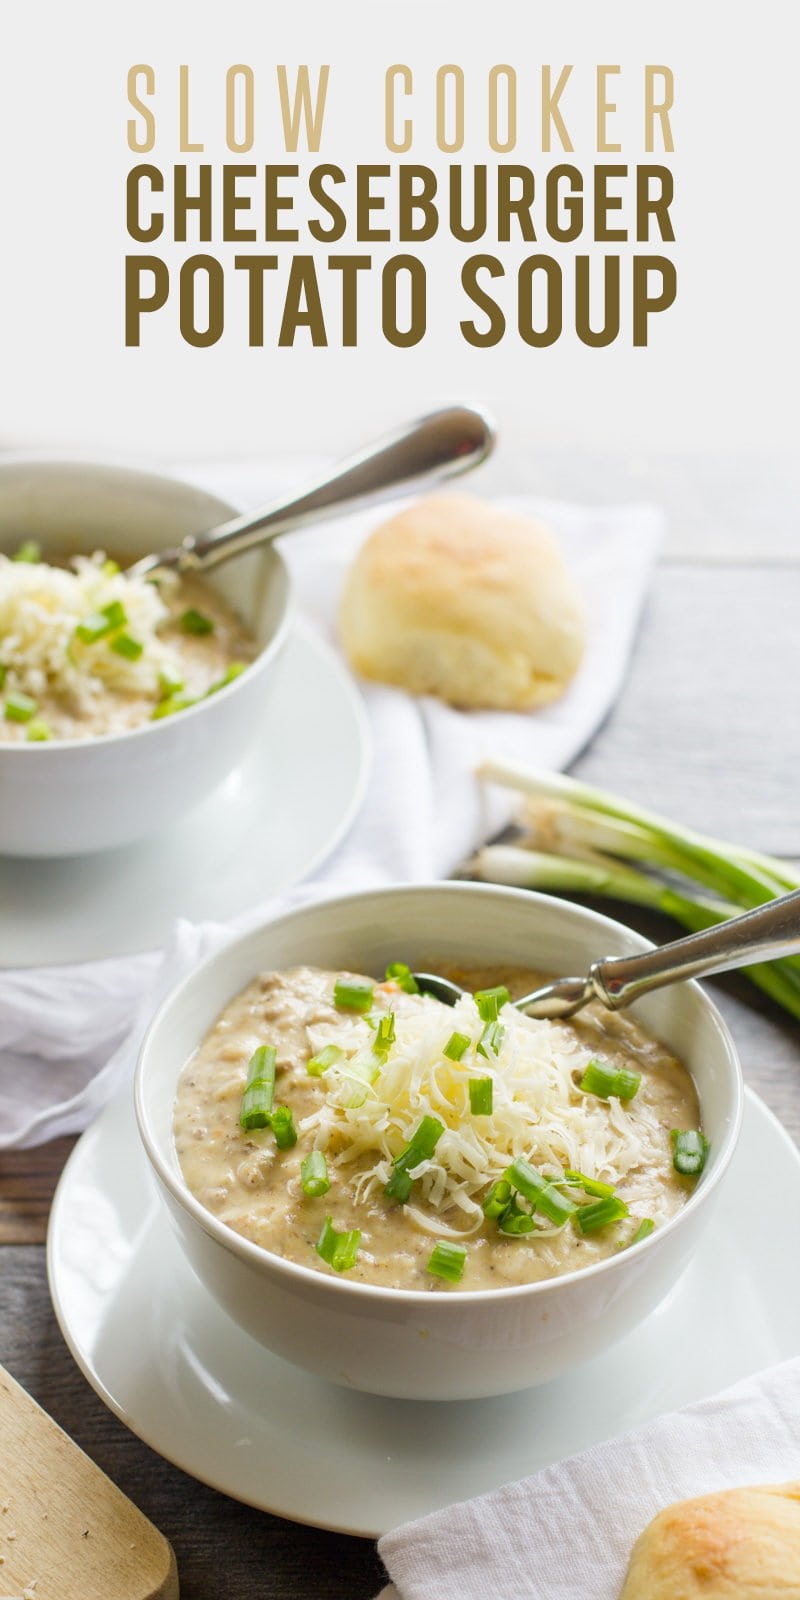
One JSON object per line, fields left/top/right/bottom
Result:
{"left": 619, "top": 1483, "right": 800, "bottom": 1599}
{"left": 338, "top": 493, "right": 586, "bottom": 710}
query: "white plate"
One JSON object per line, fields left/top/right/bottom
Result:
{"left": 48, "top": 1085, "right": 800, "bottom": 1539}
{"left": 0, "top": 626, "right": 370, "bottom": 967}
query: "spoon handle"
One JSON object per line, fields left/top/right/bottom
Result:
{"left": 589, "top": 888, "right": 800, "bottom": 1009}
{"left": 177, "top": 405, "right": 494, "bottom": 573}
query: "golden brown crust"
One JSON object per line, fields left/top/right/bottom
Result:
{"left": 338, "top": 493, "right": 586, "bottom": 710}
{"left": 619, "top": 1483, "right": 800, "bottom": 1599}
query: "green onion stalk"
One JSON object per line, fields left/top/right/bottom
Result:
{"left": 470, "top": 760, "right": 800, "bottom": 1022}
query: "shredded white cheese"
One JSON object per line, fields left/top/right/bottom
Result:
{"left": 0, "top": 552, "right": 182, "bottom": 709}
{"left": 300, "top": 993, "right": 659, "bottom": 1238}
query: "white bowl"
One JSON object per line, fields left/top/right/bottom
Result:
{"left": 135, "top": 883, "right": 743, "bottom": 1401}
{"left": 0, "top": 457, "right": 291, "bottom": 855}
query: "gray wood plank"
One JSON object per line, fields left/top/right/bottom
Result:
{"left": 572, "top": 564, "right": 800, "bottom": 854}
{"left": 478, "top": 446, "right": 800, "bottom": 563}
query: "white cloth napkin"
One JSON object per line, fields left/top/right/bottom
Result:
{"left": 0, "top": 475, "right": 662, "bottom": 1148}
{"left": 375, "top": 1356, "right": 800, "bottom": 1600}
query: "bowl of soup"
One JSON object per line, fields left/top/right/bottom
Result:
{"left": 0, "top": 457, "right": 290, "bottom": 855}
{"left": 135, "top": 883, "right": 743, "bottom": 1400}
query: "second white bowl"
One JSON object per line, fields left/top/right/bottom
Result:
{"left": 135, "top": 883, "right": 743, "bottom": 1401}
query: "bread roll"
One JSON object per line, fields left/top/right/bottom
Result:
{"left": 619, "top": 1483, "right": 800, "bottom": 1599}
{"left": 338, "top": 493, "right": 586, "bottom": 710}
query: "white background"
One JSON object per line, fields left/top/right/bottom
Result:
{"left": 0, "top": 1, "right": 797, "bottom": 554}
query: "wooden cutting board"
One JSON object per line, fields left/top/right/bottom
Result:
{"left": 0, "top": 1364, "right": 178, "bottom": 1599}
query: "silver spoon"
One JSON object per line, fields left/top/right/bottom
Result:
{"left": 129, "top": 405, "right": 495, "bottom": 578}
{"left": 413, "top": 888, "right": 800, "bottom": 1019}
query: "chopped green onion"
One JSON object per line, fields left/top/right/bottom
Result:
{"left": 628, "top": 1218, "right": 655, "bottom": 1246}
{"left": 576, "top": 1195, "right": 630, "bottom": 1234}
{"left": 180, "top": 607, "right": 215, "bottom": 635}
{"left": 499, "top": 1198, "right": 535, "bottom": 1235}
{"left": 396, "top": 1115, "right": 445, "bottom": 1162}
{"left": 0, "top": 665, "right": 6, "bottom": 690}
{"left": 333, "top": 978, "right": 374, "bottom": 1012}
{"left": 316, "top": 1216, "right": 361, "bottom": 1272}
{"left": 11, "top": 540, "right": 41, "bottom": 563}
{"left": 75, "top": 613, "right": 110, "bottom": 645}
{"left": 563, "top": 1170, "right": 616, "bottom": 1199}
{"left": 206, "top": 662, "right": 247, "bottom": 695}
{"left": 101, "top": 558, "right": 120, "bottom": 576}
{"left": 474, "top": 985, "right": 511, "bottom": 1021}
{"left": 25, "top": 719, "right": 51, "bottom": 742}
{"left": 385, "top": 1115, "right": 444, "bottom": 1203}
{"left": 269, "top": 1105, "right": 297, "bottom": 1149}
{"left": 506, "top": 1158, "right": 577, "bottom": 1226}
{"left": 150, "top": 692, "right": 196, "bottom": 720}
{"left": 426, "top": 1241, "right": 467, "bottom": 1283}
{"left": 340, "top": 1081, "right": 373, "bottom": 1112}
{"left": 671, "top": 1129, "right": 709, "bottom": 1176}
{"left": 110, "top": 632, "right": 143, "bottom": 660}
{"left": 157, "top": 666, "right": 185, "bottom": 699}
{"left": 301, "top": 1150, "right": 330, "bottom": 1198}
{"left": 469, "top": 1077, "right": 493, "bottom": 1115}
{"left": 483, "top": 1178, "right": 512, "bottom": 1219}
{"left": 384, "top": 1168, "right": 414, "bottom": 1203}
{"left": 307, "top": 1043, "right": 343, "bottom": 1076}
{"left": 477, "top": 1020, "right": 505, "bottom": 1059}
{"left": 239, "top": 1044, "right": 277, "bottom": 1130}
{"left": 384, "top": 961, "right": 419, "bottom": 994}
{"left": 443, "top": 1031, "right": 470, "bottom": 1062}
{"left": 579, "top": 1058, "right": 641, "bottom": 1101}
{"left": 239, "top": 1093, "right": 272, "bottom": 1132}
{"left": 4, "top": 692, "right": 38, "bottom": 723}
{"left": 75, "top": 601, "right": 126, "bottom": 645}
{"left": 373, "top": 1012, "right": 396, "bottom": 1059}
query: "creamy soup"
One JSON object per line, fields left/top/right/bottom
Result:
{"left": 174, "top": 964, "right": 703, "bottom": 1293}
{"left": 0, "top": 551, "right": 255, "bottom": 741}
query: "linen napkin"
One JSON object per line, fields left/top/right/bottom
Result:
{"left": 375, "top": 1355, "right": 800, "bottom": 1600}
{"left": 0, "top": 473, "right": 663, "bottom": 1148}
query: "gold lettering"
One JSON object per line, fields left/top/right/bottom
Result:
{"left": 179, "top": 66, "right": 203, "bottom": 153}
{"left": 645, "top": 67, "right": 675, "bottom": 153}
{"left": 633, "top": 256, "right": 677, "bottom": 345}
{"left": 596, "top": 66, "right": 621, "bottom": 153}
{"left": 126, "top": 165, "right": 163, "bottom": 244}
{"left": 382, "top": 256, "right": 426, "bottom": 347}
{"left": 576, "top": 256, "right": 620, "bottom": 346}
{"left": 226, "top": 66, "right": 255, "bottom": 154}
{"left": 234, "top": 256, "right": 278, "bottom": 346}
{"left": 436, "top": 65, "right": 464, "bottom": 153}
{"left": 488, "top": 66, "right": 516, "bottom": 153}
{"left": 277, "top": 66, "right": 330, "bottom": 153}
{"left": 279, "top": 256, "right": 327, "bottom": 345}
{"left": 180, "top": 256, "right": 224, "bottom": 346}
{"left": 385, "top": 65, "right": 412, "bottom": 153}
{"left": 519, "top": 257, "right": 562, "bottom": 347}
{"left": 541, "top": 66, "right": 573, "bottom": 153}
{"left": 127, "top": 65, "right": 155, "bottom": 153}
{"left": 460, "top": 256, "right": 505, "bottom": 347}
{"left": 125, "top": 256, "right": 168, "bottom": 344}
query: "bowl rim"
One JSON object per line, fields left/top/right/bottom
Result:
{"left": 0, "top": 455, "right": 293, "bottom": 754}
{"left": 135, "top": 881, "right": 745, "bottom": 1308}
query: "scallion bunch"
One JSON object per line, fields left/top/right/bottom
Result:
{"left": 471, "top": 759, "right": 800, "bottom": 1021}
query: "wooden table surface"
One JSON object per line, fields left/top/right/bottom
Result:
{"left": 1, "top": 555, "right": 799, "bottom": 1598}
